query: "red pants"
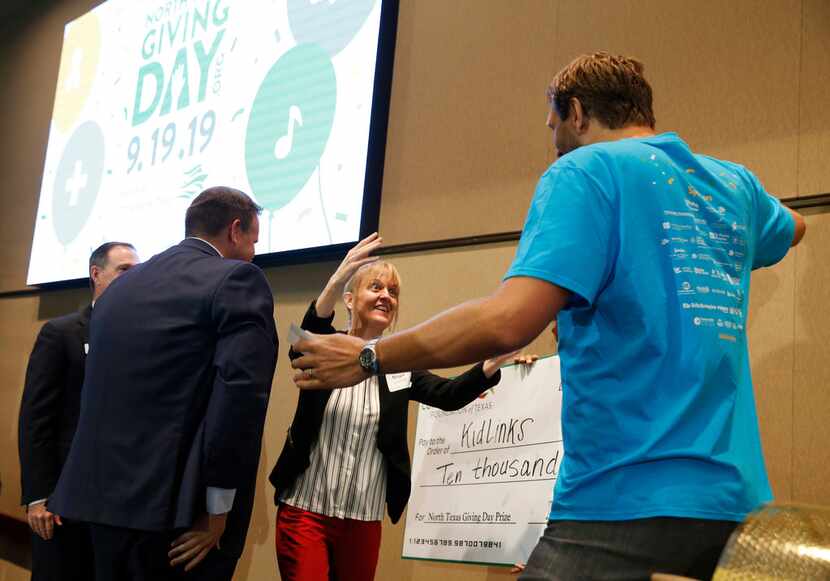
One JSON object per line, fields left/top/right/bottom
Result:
{"left": 275, "top": 503, "right": 382, "bottom": 581}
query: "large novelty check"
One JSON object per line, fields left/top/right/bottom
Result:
{"left": 403, "top": 356, "right": 563, "bottom": 565}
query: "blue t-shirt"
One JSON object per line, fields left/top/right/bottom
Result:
{"left": 505, "top": 132, "right": 794, "bottom": 522}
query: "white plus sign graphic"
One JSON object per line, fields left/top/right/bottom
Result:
{"left": 65, "top": 48, "right": 84, "bottom": 91}
{"left": 65, "top": 160, "right": 88, "bottom": 207}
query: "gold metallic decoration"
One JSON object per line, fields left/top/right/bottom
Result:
{"left": 713, "top": 503, "right": 830, "bottom": 580}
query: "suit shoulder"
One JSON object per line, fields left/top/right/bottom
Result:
{"left": 165, "top": 248, "right": 264, "bottom": 288}
{"left": 43, "top": 310, "right": 85, "bottom": 333}
{"left": 222, "top": 260, "right": 270, "bottom": 286}
{"left": 211, "top": 260, "right": 273, "bottom": 309}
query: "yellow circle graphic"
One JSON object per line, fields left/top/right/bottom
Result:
{"left": 53, "top": 12, "right": 101, "bottom": 133}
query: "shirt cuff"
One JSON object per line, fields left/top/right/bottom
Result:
{"left": 206, "top": 487, "right": 236, "bottom": 515}
{"left": 28, "top": 499, "right": 48, "bottom": 508}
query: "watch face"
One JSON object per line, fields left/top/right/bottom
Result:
{"left": 359, "top": 347, "right": 375, "bottom": 370}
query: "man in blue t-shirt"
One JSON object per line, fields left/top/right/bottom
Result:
{"left": 291, "top": 53, "right": 806, "bottom": 579}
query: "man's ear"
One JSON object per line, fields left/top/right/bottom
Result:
{"left": 569, "top": 97, "right": 590, "bottom": 134}
{"left": 228, "top": 218, "right": 243, "bottom": 245}
{"left": 89, "top": 265, "right": 100, "bottom": 286}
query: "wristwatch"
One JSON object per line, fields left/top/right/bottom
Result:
{"left": 359, "top": 338, "right": 381, "bottom": 375}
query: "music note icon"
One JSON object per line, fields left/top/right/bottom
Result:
{"left": 274, "top": 105, "right": 303, "bottom": 160}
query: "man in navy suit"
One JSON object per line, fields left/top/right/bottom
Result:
{"left": 18, "top": 241, "right": 139, "bottom": 581}
{"left": 50, "top": 187, "right": 278, "bottom": 581}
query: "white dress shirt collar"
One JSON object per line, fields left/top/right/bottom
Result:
{"left": 186, "top": 237, "right": 224, "bottom": 258}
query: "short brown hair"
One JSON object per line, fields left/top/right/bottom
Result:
{"left": 547, "top": 52, "right": 656, "bottom": 130}
{"left": 185, "top": 186, "right": 263, "bottom": 238}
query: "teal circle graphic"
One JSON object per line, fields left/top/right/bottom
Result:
{"left": 52, "top": 121, "right": 105, "bottom": 245}
{"left": 287, "top": 0, "right": 376, "bottom": 57}
{"left": 245, "top": 44, "right": 336, "bottom": 212}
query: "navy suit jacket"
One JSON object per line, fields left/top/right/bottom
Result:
{"left": 50, "top": 239, "right": 278, "bottom": 558}
{"left": 18, "top": 305, "right": 91, "bottom": 505}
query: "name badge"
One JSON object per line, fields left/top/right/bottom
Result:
{"left": 84, "top": 343, "right": 89, "bottom": 354}
{"left": 386, "top": 372, "right": 411, "bottom": 392}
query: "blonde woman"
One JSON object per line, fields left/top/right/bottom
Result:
{"left": 269, "top": 233, "right": 523, "bottom": 581}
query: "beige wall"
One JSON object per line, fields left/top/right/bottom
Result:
{"left": 379, "top": 0, "right": 830, "bottom": 248}
{"left": 1, "top": 1, "right": 829, "bottom": 580}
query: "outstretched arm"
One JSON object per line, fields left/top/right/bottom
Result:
{"left": 292, "top": 276, "right": 569, "bottom": 389}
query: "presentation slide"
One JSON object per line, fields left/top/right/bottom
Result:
{"left": 28, "top": 0, "right": 387, "bottom": 285}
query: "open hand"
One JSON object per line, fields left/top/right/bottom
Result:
{"left": 329, "top": 232, "right": 383, "bottom": 290}
{"left": 314, "top": 233, "right": 383, "bottom": 318}
{"left": 27, "top": 502, "right": 62, "bottom": 540}
{"left": 169, "top": 513, "right": 227, "bottom": 571}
